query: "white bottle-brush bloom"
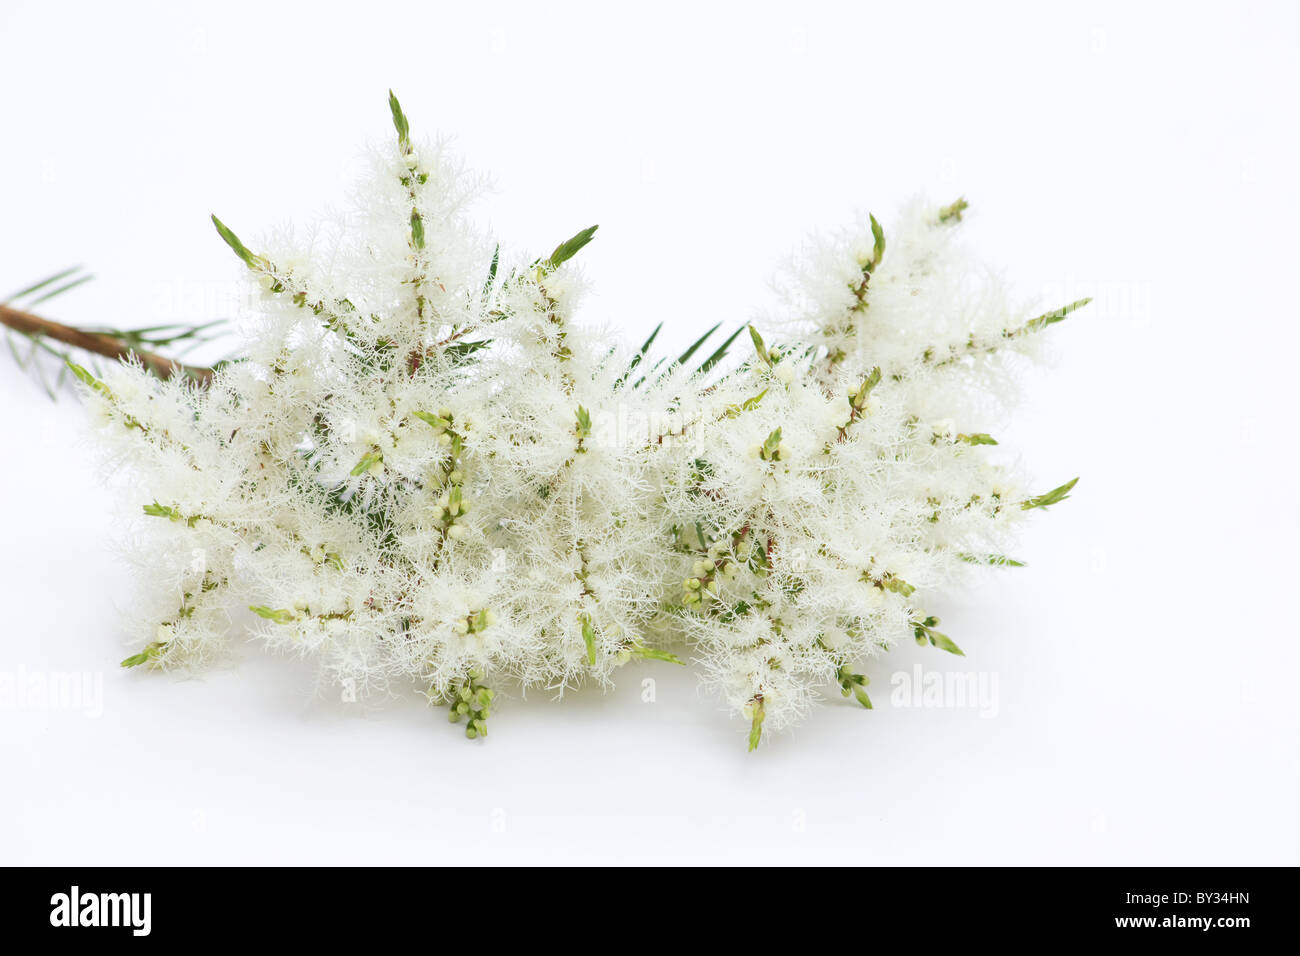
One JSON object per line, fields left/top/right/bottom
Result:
{"left": 72, "top": 95, "right": 1083, "bottom": 750}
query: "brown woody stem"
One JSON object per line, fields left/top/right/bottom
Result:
{"left": 0, "top": 303, "right": 214, "bottom": 386}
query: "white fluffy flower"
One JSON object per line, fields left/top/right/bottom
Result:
{"left": 79, "top": 98, "right": 1082, "bottom": 750}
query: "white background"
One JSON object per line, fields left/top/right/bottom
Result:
{"left": 2, "top": 0, "right": 1297, "bottom": 864}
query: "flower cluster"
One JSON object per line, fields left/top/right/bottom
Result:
{"left": 77, "top": 94, "right": 1082, "bottom": 749}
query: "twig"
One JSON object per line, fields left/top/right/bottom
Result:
{"left": 0, "top": 303, "right": 214, "bottom": 386}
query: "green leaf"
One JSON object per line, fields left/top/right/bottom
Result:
{"left": 65, "top": 360, "right": 110, "bottom": 397}
{"left": 937, "top": 197, "right": 969, "bottom": 224}
{"left": 851, "top": 366, "right": 881, "bottom": 406}
{"left": 957, "top": 432, "right": 998, "bottom": 445}
{"left": 65, "top": 361, "right": 95, "bottom": 388}
{"left": 880, "top": 574, "right": 915, "bottom": 597}
{"left": 581, "top": 615, "right": 597, "bottom": 665}
{"left": 5, "top": 266, "right": 94, "bottom": 308}
{"left": 120, "top": 642, "right": 165, "bottom": 668}
{"left": 350, "top": 450, "right": 384, "bottom": 476}
{"left": 4, "top": 266, "right": 85, "bottom": 305}
{"left": 575, "top": 405, "right": 592, "bottom": 439}
{"left": 629, "top": 644, "right": 685, "bottom": 665}
{"left": 836, "top": 665, "right": 874, "bottom": 709}
{"left": 636, "top": 322, "right": 664, "bottom": 357}
{"left": 481, "top": 244, "right": 500, "bottom": 300}
{"left": 676, "top": 322, "right": 721, "bottom": 368}
{"left": 722, "top": 387, "right": 768, "bottom": 418}
{"left": 748, "top": 325, "right": 771, "bottom": 366}
{"left": 747, "top": 698, "right": 765, "bottom": 752}
{"left": 868, "top": 213, "right": 886, "bottom": 269}
{"left": 1023, "top": 298, "right": 1092, "bottom": 334}
{"left": 442, "top": 339, "right": 492, "bottom": 364}
{"left": 388, "top": 89, "right": 411, "bottom": 152}
{"left": 210, "top": 215, "right": 266, "bottom": 270}
{"left": 957, "top": 552, "right": 1026, "bottom": 567}
{"left": 412, "top": 410, "right": 451, "bottom": 430}
{"left": 616, "top": 321, "right": 662, "bottom": 387}
{"left": 249, "top": 605, "right": 296, "bottom": 625}
{"left": 410, "top": 210, "right": 425, "bottom": 250}
{"left": 927, "top": 630, "right": 965, "bottom": 656}
{"left": 694, "top": 324, "right": 746, "bottom": 376}
{"left": 1021, "top": 476, "right": 1079, "bottom": 511}
{"left": 694, "top": 521, "right": 709, "bottom": 552}
{"left": 632, "top": 321, "right": 663, "bottom": 365}
{"left": 142, "top": 502, "right": 179, "bottom": 520}
{"left": 761, "top": 427, "right": 782, "bottom": 459}
{"left": 546, "top": 225, "right": 599, "bottom": 269}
